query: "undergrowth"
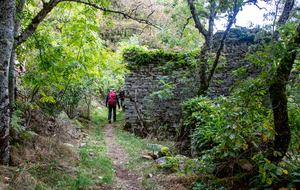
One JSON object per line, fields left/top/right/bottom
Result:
{"left": 0, "top": 102, "right": 114, "bottom": 189}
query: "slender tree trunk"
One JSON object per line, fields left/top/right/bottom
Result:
{"left": 268, "top": 23, "right": 300, "bottom": 163}
{"left": 0, "top": 0, "right": 15, "bottom": 164}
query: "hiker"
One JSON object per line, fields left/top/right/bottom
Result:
{"left": 106, "top": 88, "right": 120, "bottom": 124}
{"left": 118, "top": 87, "right": 125, "bottom": 107}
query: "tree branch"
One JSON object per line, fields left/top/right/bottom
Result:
{"left": 273, "top": 0, "right": 295, "bottom": 40}
{"left": 207, "top": 0, "right": 240, "bottom": 83}
{"left": 187, "top": 0, "right": 208, "bottom": 37}
{"left": 14, "top": 0, "right": 161, "bottom": 49}
{"left": 14, "top": 0, "right": 60, "bottom": 49}
{"left": 180, "top": 16, "right": 192, "bottom": 38}
{"left": 147, "top": 10, "right": 155, "bottom": 19}
{"left": 253, "top": 2, "right": 268, "bottom": 10}
{"left": 62, "top": 0, "right": 161, "bottom": 29}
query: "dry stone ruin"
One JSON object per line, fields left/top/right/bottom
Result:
{"left": 123, "top": 27, "right": 262, "bottom": 137}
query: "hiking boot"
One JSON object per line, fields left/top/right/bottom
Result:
{"left": 108, "top": 120, "right": 111, "bottom": 124}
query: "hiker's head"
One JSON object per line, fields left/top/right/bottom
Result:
{"left": 111, "top": 88, "right": 115, "bottom": 92}
{"left": 119, "top": 87, "right": 122, "bottom": 90}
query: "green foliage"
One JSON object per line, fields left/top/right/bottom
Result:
{"left": 156, "top": 0, "right": 204, "bottom": 50}
{"left": 181, "top": 96, "right": 213, "bottom": 114}
{"left": 181, "top": 72, "right": 300, "bottom": 188}
{"left": 10, "top": 110, "right": 26, "bottom": 134}
{"left": 10, "top": 109, "right": 38, "bottom": 141}
{"left": 150, "top": 78, "right": 175, "bottom": 100}
{"left": 287, "top": 83, "right": 300, "bottom": 154}
{"left": 249, "top": 154, "right": 300, "bottom": 189}
{"left": 181, "top": 96, "right": 223, "bottom": 152}
{"left": 18, "top": 2, "right": 126, "bottom": 118}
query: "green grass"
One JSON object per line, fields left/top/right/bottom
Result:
{"left": 74, "top": 107, "right": 115, "bottom": 186}
{"left": 92, "top": 105, "right": 124, "bottom": 125}
{"left": 91, "top": 106, "right": 108, "bottom": 124}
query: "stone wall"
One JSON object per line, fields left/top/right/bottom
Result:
{"left": 124, "top": 27, "right": 261, "bottom": 137}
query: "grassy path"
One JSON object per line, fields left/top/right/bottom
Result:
{"left": 103, "top": 123, "right": 142, "bottom": 189}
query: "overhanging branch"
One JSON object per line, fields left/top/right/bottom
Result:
{"left": 14, "top": 0, "right": 161, "bottom": 49}
{"left": 64, "top": 0, "right": 162, "bottom": 29}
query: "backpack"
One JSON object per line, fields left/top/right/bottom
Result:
{"left": 108, "top": 92, "right": 116, "bottom": 106}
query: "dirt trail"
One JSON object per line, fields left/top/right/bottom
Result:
{"left": 102, "top": 124, "right": 142, "bottom": 190}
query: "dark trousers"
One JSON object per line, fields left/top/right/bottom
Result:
{"left": 108, "top": 105, "right": 117, "bottom": 121}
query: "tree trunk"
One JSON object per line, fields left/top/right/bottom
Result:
{"left": 268, "top": 23, "right": 300, "bottom": 163}
{"left": 9, "top": 0, "right": 26, "bottom": 114}
{"left": 0, "top": 0, "right": 15, "bottom": 164}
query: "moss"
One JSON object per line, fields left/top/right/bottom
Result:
{"left": 156, "top": 164, "right": 162, "bottom": 169}
{"left": 123, "top": 48, "right": 199, "bottom": 70}
{"left": 159, "top": 147, "right": 172, "bottom": 157}
{"left": 171, "top": 165, "right": 180, "bottom": 172}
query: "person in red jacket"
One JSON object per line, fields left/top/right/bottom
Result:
{"left": 106, "top": 88, "right": 120, "bottom": 124}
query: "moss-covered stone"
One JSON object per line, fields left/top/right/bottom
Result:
{"left": 159, "top": 147, "right": 172, "bottom": 157}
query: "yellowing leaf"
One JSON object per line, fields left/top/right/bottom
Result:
{"left": 273, "top": 151, "right": 278, "bottom": 157}
{"left": 282, "top": 169, "right": 288, "bottom": 174}
{"left": 262, "top": 135, "right": 268, "bottom": 142}
{"left": 266, "top": 160, "right": 271, "bottom": 164}
{"left": 266, "top": 178, "right": 272, "bottom": 185}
